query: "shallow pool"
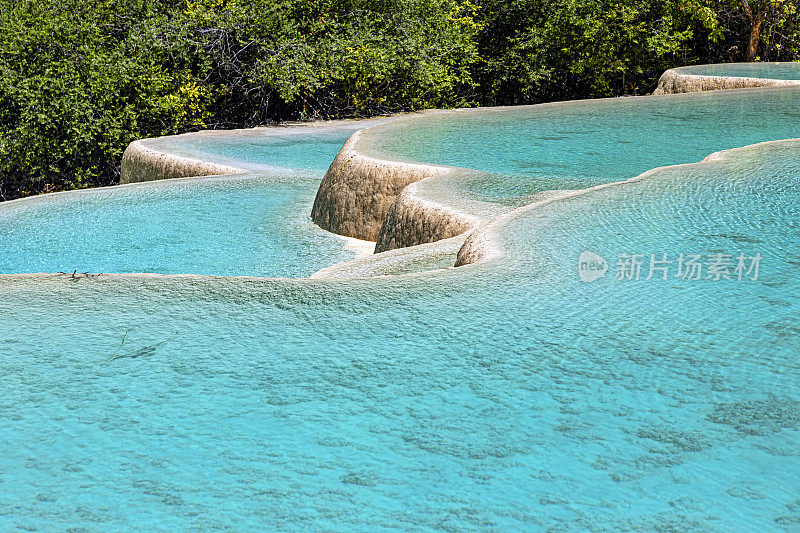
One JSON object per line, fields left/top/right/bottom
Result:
{"left": 675, "top": 61, "right": 800, "bottom": 81}
{"left": 361, "top": 87, "right": 800, "bottom": 202}
{"left": 0, "top": 128, "right": 367, "bottom": 277}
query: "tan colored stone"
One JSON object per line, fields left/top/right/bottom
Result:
{"left": 120, "top": 140, "right": 240, "bottom": 184}
{"left": 653, "top": 68, "right": 800, "bottom": 95}
{"left": 310, "top": 130, "right": 455, "bottom": 243}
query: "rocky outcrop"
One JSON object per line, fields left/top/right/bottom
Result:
{"left": 374, "top": 181, "right": 480, "bottom": 252}
{"left": 653, "top": 68, "right": 800, "bottom": 94}
{"left": 310, "top": 130, "right": 451, "bottom": 242}
{"left": 311, "top": 235, "right": 466, "bottom": 279}
{"left": 120, "top": 140, "right": 240, "bottom": 184}
{"left": 454, "top": 229, "right": 499, "bottom": 267}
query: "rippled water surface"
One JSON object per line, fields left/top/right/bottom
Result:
{"left": 1, "top": 80, "right": 799, "bottom": 530}
{"left": 364, "top": 87, "right": 800, "bottom": 202}
{"left": 149, "top": 129, "right": 360, "bottom": 173}
{"left": 0, "top": 130, "right": 361, "bottom": 276}
{"left": 676, "top": 61, "right": 800, "bottom": 81}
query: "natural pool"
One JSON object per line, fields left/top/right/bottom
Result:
{"left": 362, "top": 87, "right": 800, "bottom": 203}
{"left": 0, "top": 126, "right": 374, "bottom": 277}
{"left": 0, "top": 173, "right": 364, "bottom": 277}
{"left": 673, "top": 61, "right": 800, "bottom": 81}
{"left": 1, "top": 66, "right": 799, "bottom": 530}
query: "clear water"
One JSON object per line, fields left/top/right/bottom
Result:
{"left": 0, "top": 128, "right": 365, "bottom": 277}
{"left": 1, "top": 78, "right": 799, "bottom": 530}
{"left": 363, "top": 87, "right": 800, "bottom": 203}
{"left": 676, "top": 61, "right": 800, "bottom": 81}
{"left": 149, "top": 127, "right": 367, "bottom": 173}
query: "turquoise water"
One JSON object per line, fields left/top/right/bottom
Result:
{"left": 149, "top": 128, "right": 365, "bottom": 173}
{"left": 363, "top": 87, "right": 800, "bottom": 203}
{"left": 676, "top": 61, "right": 800, "bottom": 81}
{"left": 0, "top": 129, "right": 363, "bottom": 277}
{"left": 1, "top": 74, "right": 799, "bottom": 529}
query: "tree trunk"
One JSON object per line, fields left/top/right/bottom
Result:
{"left": 746, "top": 9, "right": 766, "bottom": 61}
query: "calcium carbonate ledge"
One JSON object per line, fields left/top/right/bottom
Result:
{"left": 121, "top": 139, "right": 242, "bottom": 184}
{"left": 311, "top": 113, "right": 509, "bottom": 253}
{"left": 454, "top": 137, "right": 800, "bottom": 268}
{"left": 654, "top": 67, "right": 800, "bottom": 94}
{"left": 372, "top": 179, "right": 485, "bottom": 252}
{"left": 310, "top": 128, "right": 473, "bottom": 249}
{"left": 311, "top": 235, "right": 466, "bottom": 279}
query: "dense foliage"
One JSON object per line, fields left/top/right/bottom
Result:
{"left": 0, "top": 0, "right": 798, "bottom": 200}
